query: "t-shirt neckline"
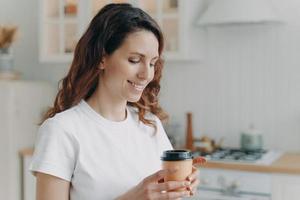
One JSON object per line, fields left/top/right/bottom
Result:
{"left": 78, "top": 99, "right": 131, "bottom": 126}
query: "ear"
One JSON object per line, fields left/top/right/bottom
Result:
{"left": 99, "top": 55, "right": 107, "bottom": 70}
{"left": 99, "top": 61, "right": 105, "bottom": 70}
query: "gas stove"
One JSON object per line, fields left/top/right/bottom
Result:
{"left": 192, "top": 148, "right": 282, "bottom": 165}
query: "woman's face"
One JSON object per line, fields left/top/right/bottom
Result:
{"left": 99, "top": 30, "right": 159, "bottom": 103}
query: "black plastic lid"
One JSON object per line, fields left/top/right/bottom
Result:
{"left": 161, "top": 150, "right": 193, "bottom": 161}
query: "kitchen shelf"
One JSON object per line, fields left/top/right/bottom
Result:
{"left": 40, "top": 0, "right": 201, "bottom": 63}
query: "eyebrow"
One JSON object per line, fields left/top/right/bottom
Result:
{"left": 129, "top": 52, "right": 159, "bottom": 60}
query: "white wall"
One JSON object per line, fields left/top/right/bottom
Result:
{"left": 1, "top": 0, "right": 300, "bottom": 151}
{"left": 161, "top": 0, "right": 300, "bottom": 151}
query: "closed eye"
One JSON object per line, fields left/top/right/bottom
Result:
{"left": 129, "top": 59, "right": 140, "bottom": 64}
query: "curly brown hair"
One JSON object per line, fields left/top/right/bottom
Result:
{"left": 42, "top": 3, "right": 168, "bottom": 130}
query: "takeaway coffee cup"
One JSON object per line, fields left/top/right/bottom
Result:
{"left": 161, "top": 150, "right": 193, "bottom": 182}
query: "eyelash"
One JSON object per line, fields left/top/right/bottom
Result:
{"left": 129, "top": 59, "right": 140, "bottom": 64}
{"left": 129, "top": 59, "right": 156, "bottom": 68}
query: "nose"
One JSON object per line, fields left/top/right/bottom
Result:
{"left": 137, "top": 63, "right": 153, "bottom": 80}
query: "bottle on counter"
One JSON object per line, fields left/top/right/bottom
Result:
{"left": 185, "top": 112, "right": 194, "bottom": 151}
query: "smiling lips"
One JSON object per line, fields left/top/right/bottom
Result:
{"left": 127, "top": 80, "right": 146, "bottom": 91}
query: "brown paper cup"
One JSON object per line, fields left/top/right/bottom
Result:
{"left": 161, "top": 150, "right": 194, "bottom": 191}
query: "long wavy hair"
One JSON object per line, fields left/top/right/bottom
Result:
{"left": 42, "top": 3, "right": 168, "bottom": 130}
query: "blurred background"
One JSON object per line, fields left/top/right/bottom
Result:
{"left": 0, "top": 0, "right": 300, "bottom": 200}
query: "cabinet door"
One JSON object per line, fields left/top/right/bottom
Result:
{"left": 272, "top": 174, "right": 300, "bottom": 200}
{"left": 40, "top": 0, "right": 80, "bottom": 62}
{"left": 136, "top": 0, "right": 180, "bottom": 57}
{"left": 41, "top": 0, "right": 131, "bottom": 62}
{"left": 0, "top": 81, "right": 55, "bottom": 200}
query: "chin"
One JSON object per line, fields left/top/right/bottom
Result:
{"left": 127, "top": 95, "right": 142, "bottom": 103}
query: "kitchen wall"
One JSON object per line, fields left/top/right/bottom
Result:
{"left": 1, "top": 0, "right": 300, "bottom": 151}
{"left": 161, "top": 0, "right": 300, "bottom": 151}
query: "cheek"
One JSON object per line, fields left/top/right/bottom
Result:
{"left": 149, "top": 70, "right": 155, "bottom": 81}
{"left": 106, "top": 63, "right": 128, "bottom": 80}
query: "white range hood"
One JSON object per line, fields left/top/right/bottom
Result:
{"left": 197, "top": 0, "right": 281, "bottom": 26}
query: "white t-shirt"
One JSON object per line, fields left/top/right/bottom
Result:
{"left": 30, "top": 100, "right": 172, "bottom": 199}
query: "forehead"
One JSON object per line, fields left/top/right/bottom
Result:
{"left": 117, "top": 30, "right": 159, "bottom": 57}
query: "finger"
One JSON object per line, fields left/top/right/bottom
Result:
{"left": 154, "top": 190, "right": 190, "bottom": 199}
{"left": 186, "top": 167, "right": 199, "bottom": 182}
{"left": 193, "top": 156, "right": 206, "bottom": 165}
{"left": 149, "top": 181, "right": 191, "bottom": 192}
{"left": 188, "top": 179, "right": 199, "bottom": 196}
{"left": 192, "top": 165, "right": 197, "bottom": 172}
{"left": 144, "top": 169, "right": 177, "bottom": 184}
{"left": 190, "top": 187, "right": 197, "bottom": 196}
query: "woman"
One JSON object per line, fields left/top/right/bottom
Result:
{"left": 30, "top": 3, "right": 205, "bottom": 200}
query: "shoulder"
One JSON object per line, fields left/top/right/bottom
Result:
{"left": 54, "top": 104, "right": 81, "bottom": 124}
{"left": 40, "top": 104, "right": 82, "bottom": 137}
{"left": 31, "top": 107, "right": 81, "bottom": 182}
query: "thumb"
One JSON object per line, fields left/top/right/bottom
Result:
{"left": 144, "top": 169, "right": 176, "bottom": 183}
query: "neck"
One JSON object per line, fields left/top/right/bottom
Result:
{"left": 87, "top": 84, "right": 127, "bottom": 122}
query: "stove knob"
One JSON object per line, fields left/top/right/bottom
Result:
{"left": 230, "top": 180, "right": 240, "bottom": 189}
{"left": 227, "top": 180, "right": 241, "bottom": 195}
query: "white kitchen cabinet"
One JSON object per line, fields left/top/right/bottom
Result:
{"left": 0, "top": 80, "right": 55, "bottom": 200}
{"left": 272, "top": 174, "right": 300, "bottom": 200}
{"left": 195, "top": 168, "right": 272, "bottom": 200}
{"left": 39, "top": 0, "right": 202, "bottom": 62}
{"left": 194, "top": 168, "right": 300, "bottom": 200}
{"left": 39, "top": 0, "right": 80, "bottom": 62}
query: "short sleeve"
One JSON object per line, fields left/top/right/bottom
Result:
{"left": 154, "top": 116, "right": 173, "bottom": 153}
{"left": 29, "top": 118, "right": 78, "bottom": 181}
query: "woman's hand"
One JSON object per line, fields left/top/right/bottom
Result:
{"left": 116, "top": 169, "right": 191, "bottom": 200}
{"left": 186, "top": 157, "right": 206, "bottom": 196}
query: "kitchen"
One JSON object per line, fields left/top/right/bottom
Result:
{"left": 1, "top": 0, "right": 300, "bottom": 200}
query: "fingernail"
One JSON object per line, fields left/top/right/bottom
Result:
{"left": 195, "top": 156, "right": 207, "bottom": 163}
{"left": 184, "top": 181, "right": 190, "bottom": 186}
